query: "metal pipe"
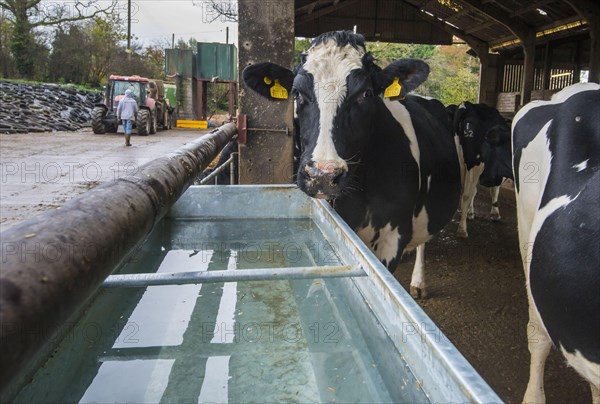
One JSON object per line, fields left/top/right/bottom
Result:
{"left": 0, "top": 123, "right": 237, "bottom": 394}
{"left": 102, "top": 265, "right": 364, "bottom": 287}
{"left": 230, "top": 152, "right": 236, "bottom": 184}
{"left": 198, "top": 152, "right": 237, "bottom": 185}
{"left": 199, "top": 154, "right": 234, "bottom": 185}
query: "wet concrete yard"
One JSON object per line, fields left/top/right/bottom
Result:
{"left": 0, "top": 128, "right": 211, "bottom": 231}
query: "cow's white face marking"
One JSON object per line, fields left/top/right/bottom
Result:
{"left": 303, "top": 40, "right": 364, "bottom": 172}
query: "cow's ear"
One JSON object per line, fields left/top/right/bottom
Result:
{"left": 452, "top": 102, "right": 470, "bottom": 134}
{"left": 374, "top": 59, "right": 429, "bottom": 97}
{"left": 242, "top": 62, "right": 294, "bottom": 101}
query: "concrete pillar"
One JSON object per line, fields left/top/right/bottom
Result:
{"left": 196, "top": 80, "right": 208, "bottom": 120}
{"left": 520, "top": 33, "right": 536, "bottom": 107}
{"left": 238, "top": 0, "right": 295, "bottom": 184}
{"left": 476, "top": 47, "right": 500, "bottom": 106}
{"left": 228, "top": 82, "right": 237, "bottom": 118}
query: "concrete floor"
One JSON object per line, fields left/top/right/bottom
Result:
{"left": 0, "top": 128, "right": 211, "bottom": 231}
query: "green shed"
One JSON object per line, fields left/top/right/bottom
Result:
{"left": 196, "top": 43, "right": 238, "bottom": 81}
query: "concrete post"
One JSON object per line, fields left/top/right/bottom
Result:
{"left": 520, "top": 33, "right": 537, "bottom": 107}
{"left": 238, "top": 0, "right": 295, "bottom": 184}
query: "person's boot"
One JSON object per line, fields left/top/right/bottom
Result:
{"left": 125, "top": 134, "right": 131, "bottom": 146}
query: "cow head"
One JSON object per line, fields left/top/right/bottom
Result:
{"left": 243, "top": 31, "right": 429, "bottom": 199}
{"left": 451, "top": 101, "right": 513, "bottom": 186}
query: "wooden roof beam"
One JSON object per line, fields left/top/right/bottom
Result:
{"left": 296, "top": 0, "right": 361, "bottom": 24}
{"left": 398, "top": 0, "right": 488, "bottom": 56}
{"left": 510, "top": 0, "right": 554, "bottom": 17}
{"left": 565, "top": 0, "right": 600, "bottom": 83}
{"left": 458, "top": 0, "right": 534, "bottom": 39}
{"left": 457, "top": 0, "right": 536, "bottom": 105}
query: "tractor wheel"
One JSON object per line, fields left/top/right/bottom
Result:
{"left": 137, "top": 109, "right": 151, "bottom": 136}
{"left": 150, "top": 109, "right": 157, "bottom": 134}
{"left": 91, "top": 107, "right": 106, "bottom": 134}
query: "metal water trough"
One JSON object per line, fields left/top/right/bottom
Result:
{"left": 5, "top": 183, "right": 501, "bottom": 403}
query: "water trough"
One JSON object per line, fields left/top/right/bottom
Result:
{"left": 3, "top": 181, "right": 501, "bottom": 403}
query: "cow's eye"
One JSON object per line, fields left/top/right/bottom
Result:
{"left": 363, "top": 89, "right": 373, "bottom": 98}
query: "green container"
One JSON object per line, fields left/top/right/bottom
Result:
{"left": 164, "top": 83, "right": 177, "bottom": 107}
{"left": 165, "top": 49, "right": 195, "bottom": 79}
{"left": 196, "top": 43, "right": 238, "bottom": 81}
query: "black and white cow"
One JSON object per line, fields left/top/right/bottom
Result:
{"left": 243, "top": 31, "right": 461, "bottom": 298}
{"left": 449, "top": 101, "right": 513, "bottom": 238}
{"left": 512, "top": 82, "right": 599, "bottom": 403}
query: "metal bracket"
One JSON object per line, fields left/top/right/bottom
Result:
{"left": 236, "top": 113, "right": 290, "bottom": 144}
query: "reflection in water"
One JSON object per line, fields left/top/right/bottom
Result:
{"left": 80, "top": 359, "right": 174, "bottom": 403}
{"left": 15, "top": 219, "right": 427, "bottom": 404}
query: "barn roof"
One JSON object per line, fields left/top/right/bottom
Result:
{"left": 295, "top": 0, "right": 591, "bottom": 52}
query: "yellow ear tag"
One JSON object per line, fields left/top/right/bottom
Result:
{"left": 270, "top": 79, "right": 288, "bottom": 100}
{"left": 263, "top": 76, "right": 272, "bottom": 85}
{"left": 383, "top": 77, "right": 402, "bottom": 98}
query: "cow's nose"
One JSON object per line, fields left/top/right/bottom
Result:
{"left": 305, "top": 162, "right": 344, "bottom": 184}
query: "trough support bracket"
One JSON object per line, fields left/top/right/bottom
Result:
{"left": 236, "top": 113, "right": 290, "bottom": 145}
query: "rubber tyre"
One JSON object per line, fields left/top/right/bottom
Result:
{"left": 137, "top": 109, "right": 150, "bottom": 136}
{"left": 91, "top": 107, "right": 106, "bottom": 134}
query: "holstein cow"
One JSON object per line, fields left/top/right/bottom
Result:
{"left": 243, "top": 31, "right": 460, "bottom": 298}
{"left": 450, "top": 101, "right": 513, "bottom": 238}
{"left": 512, "top": 82, "right": 599, "bottom": 403}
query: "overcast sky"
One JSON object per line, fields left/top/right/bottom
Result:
{"left": 126, "top": 1, "right": 238, "bottom": 47}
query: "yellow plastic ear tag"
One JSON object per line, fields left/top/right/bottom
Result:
{"left": 270, "top": 79, "right": 288, "bottom": 99}
{"left": 264, "top": 76, "right": 272, "bottom": 85}
{"left": 383, "top": 77, "right": 402, "bottom": 98}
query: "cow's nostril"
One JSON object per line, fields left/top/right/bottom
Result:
{"left": 314, "top": 161, "right": 339, "bottom": 174}
{"left": 304, "top": 163, "right": 345, "bottom": 186}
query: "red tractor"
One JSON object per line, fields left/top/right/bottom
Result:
{"left": 91, "top": 75, "right": 171, "bottom": 135}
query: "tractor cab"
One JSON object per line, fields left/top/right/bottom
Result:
{"left": 108, "top": 76, "right": 148, "bottom": 110}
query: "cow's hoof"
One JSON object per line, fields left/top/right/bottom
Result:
{"left": 410, "top": 285, "right": 429, "bottom": 299}
{"left": 467, "top": 212, "right": 475, "bottom": 220}
{"left": 456, "top": 228, "right": 469, "bottom": 238}
{"left": 490, "top": 213, "right": 501, "bottom": 222}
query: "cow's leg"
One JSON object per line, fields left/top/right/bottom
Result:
{"left": 591, "top": 383, "right": 600, "bottom": 404}
{"left": 409, "top": 244, "right": 427, "bottom": 299}
{"left": 457, "top": 165, "right": 484, "bottom": 238}
{"left": 467, "top": 190, "right": 476, "bottom": 220}
{"left": 523, "top": 296, "right": 552, "bottom": 404}
{"left": 489, "top": 186, "right": 501, "bottom": 221}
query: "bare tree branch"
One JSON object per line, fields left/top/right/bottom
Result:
{"left": 194, "top": 0, "right": 238, "bottom": 23}
{"left": 30, "top": 0, "right": 119, "bottom": 28}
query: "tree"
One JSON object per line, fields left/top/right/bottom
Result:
{"left": 48, "top": 25, "right": 91, "bottom": 84}
{"left": 423, "top": 44, "right": 479, "bottom": 105}
{"left": 0, "top": 8, "right": 16, "bottom": 77}
{"left": 86, "top": 15, "right": 126, "bottom": 86}
{"left": 294, "top": 38, "right": 311, "bottom": 65}
{"left": 366, "top": 42, "right": 435, "bottom": 66}
{"left": 0, "top": 0, "right": 117, "bottom": 78}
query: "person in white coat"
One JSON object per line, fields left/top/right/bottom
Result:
{"left": 116, "top": 89, "right": 138, "bottom": 146}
